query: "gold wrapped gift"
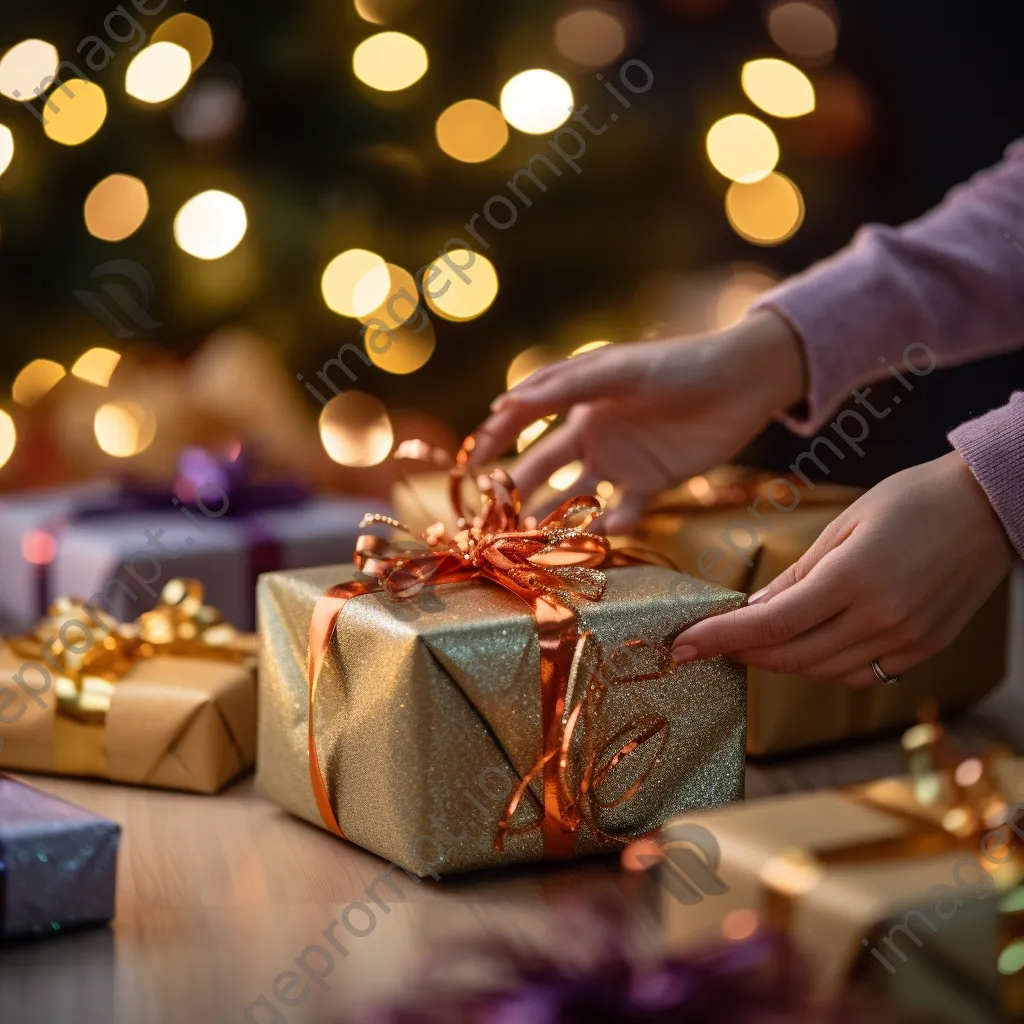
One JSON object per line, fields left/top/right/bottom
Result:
{"left": 398, "top": 465, "right": 1011, "bottom": 756}
{"left": 637, "top": 468, "right": 1010, "bottom": 756}
{"left": 258, "top": 443, "right": 747, "bottom": 875}
{"left": 0, "top": 580, "right": 257, "bottom": 794}
{"left": 658, "top": 745, "right": 1024, "bottom": 1024}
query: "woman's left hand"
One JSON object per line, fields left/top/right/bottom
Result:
{"left": 670, "top": 452, "right": 1016, "bottom": 687}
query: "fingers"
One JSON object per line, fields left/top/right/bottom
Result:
{"left": 746, "top": 517, "right": 852, "bottom": 605}
{"left": 671, "top": 563, "right": 850, "bottom": 663}
{"left": 472, "top": 352, "right": 637, "bottom": 465}
{"left": 600, "top": 491, "right": 653, "bottom": 536}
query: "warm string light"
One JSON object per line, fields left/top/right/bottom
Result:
{"left": 422, "top": 251, "right": 498, "bottom": 321}
{"left": 319, "top": 391, "right": 393, "bottom": 466}
{"left": 435, "top": 99, "right": 508, "bottom": 163}
{"left": 570, "top": 340, "right": 611, "bottom": 355}
{"left": 12, "top": 359, "right": 65, "bottom": 406}
{"left": 706, "top": 114, "right": 778, "bottom": 183}
{"left": 125, "top": 42, "right": 192, "bottom": 104}
{"left": 0, "top": 409, "right": 15, "bottom": 470}
{"left": 554, "top": 8, "right": 628, "bottom": 69}
{"left": 365, "top": 320, "right": 436, "bottom": 375}
{"left": 352, "top": 32, "right": 428, "bottom": 92}
{"left": 152, "top": 13, "right": 214, "bottom": 71}
{"left": 766, "top": 0, "right": 838, "bottom": 64}
{"left": 500, "top": 69, "right": 574, "bottom": 134}
{"left": 174, "top": 190, "right": 248, "bottom": 259}
{"left": 321, "top": 249, "right": 389, "bottom": 318}
{"left": 0, "top": 39, "right": 59, "bottom": 102}
{"left": 0, "top": 124, "right": 12, "bottom": 177}
{"left": 84, "top": 174, "right": 149, "bottom": 241}
{"left": 725, "top": 172, "right": 805, "bottom": 245}
{"left": 43, "top": 80, "right": 108, "bottom": 146}
{"left": 94, "top": 401, "right": 156, "bottom": 457}
{"left": 506, "top": 346, "right": 553, "bottom": 389}
{"left": 741, "top": 58, "right": 815, "bottom": 118}
{"left": 71, "top": 347, "right": 121, "bottom": 386}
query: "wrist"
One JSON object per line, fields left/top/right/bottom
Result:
{"left": 732, "top": 309, "right": 808, "bottom": 415}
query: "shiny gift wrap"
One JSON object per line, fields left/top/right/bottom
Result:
{"left": 258, "top": 562, "right": 746, "bottom": 874}
{"left": 0, "top": 775, "right": 120, "bottom": 940}
{"left": 659, "top": 748, "right": 1024, "bottom": 1024}
{"left": 0, "top": 581, "right": 257, "bottom": 794}
{"left": 635, "top": 467, "right": 1010, "bottom": 756}
{"left": 261, "top": 440, "right": 747, "bottom": 874}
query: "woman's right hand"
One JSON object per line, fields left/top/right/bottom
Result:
{"left": 471, "top": 310, "right": 808, "bottom": 533}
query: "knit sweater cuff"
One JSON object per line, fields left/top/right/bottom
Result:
{"left": 949, "top": 393, "right": 1024, "bottom": 560}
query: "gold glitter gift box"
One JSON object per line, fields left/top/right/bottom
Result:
{"left": 656, "top": 738, "right": 1024, "bottom": 1024}
{"left": 256, "top": 557, "right": 747, "bottom": 875}
{"left": 395, "top": 465, "right": 1010, "bottom": 757}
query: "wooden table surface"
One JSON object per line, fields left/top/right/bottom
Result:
{"left": 3, "top": 573, "right": 1021, "bottom": 1024}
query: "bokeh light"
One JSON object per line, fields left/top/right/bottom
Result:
{"left": 517, "top": 418, "right": 550, "bottom": 452}
{"left": 741, "top": 58, "right": 815, "bottom": 118}
{"left": 84, "top": 174, "right": 149, "bottom": 241}
{"left": 71, "top": 347, "right": 121, "bottom": 386}
{"left": 507, "top": 346, "right": 553, "bottom": 389}
{"left": 500, "top": 69, "right": 574, "bottom": 134}
{"left": 712, "top": 266, "right": 778, "bottom": 328}
{"left": 352, "top": 32, "right": 428, "bottom": 92}
{"left": 319, "top": 391, "right": 394, "bottom": 466}
{"left": 0, "top": 39, "right": 58, "bottom": 101}
{"left": 321, "top": 249, "right": 390, "bottom": 318}
{"left": 571, "top": 340, "right": 611, "bottom": 355}
{"left": 42, "top": 80, "right": 107, "bottom": 146}
{"left": 357, "top": 263, "right": 420, "bottom": 328}
{"left": 12, "top": 359, "right": 65, "bottom": 406}
{"left": 721, "top": 909, "right": 759, "bottom": 942}
{"left": 435, "top": 99, "right": 508, "bottom": 163}
{"left": 422, "top": 250, "right": 498, "bottom": 321}
{"left": 0, "top": 409, "right": 15, "bottom": 470}
{"left": 125, "top": 42, "right": 192, "bottom": 104}
{"left": 173, "top": 78, "right": 245, "bottom": 142}
{"left": 706, "top": 114, "right": 778, "bottom": 183}
{"left": 0, "top": 125, "right": 12, "bottom": 178}
{"left": 365, "top": 319, "right": 436, "bottom": 374}
{"left": 725, "top": 172, "right": 805, "bottom": 245}
{"left": 152, "top": 13, "right": 214, "bottom": 71}
{"left": 554, "top": 8, "right": 628, "bottom": 69}
{"left": 999, "top": 940, "right": 1024, "bottom": 977}
{"left": 548, "top": 460, "right": 583, "bottom": 491}
{"left": 353, "top": 0, "right": 414, "bottom": 23}
{"left": 174, "top": 189, "right": 248, "bottom": 259}
{"left": 785, "top": 69, "right": 873, "bottom": 158}
{"left": 767, "top": 0, "right": 838, "bottom": 63}
{"left": 94, "top": 401, "right": 157, "bottom": 457}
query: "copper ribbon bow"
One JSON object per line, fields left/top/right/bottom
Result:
{"left": 307, "top": 438, "right": 676, "bottom": 859}
{"left": 5, "top": 579, "right": 257, "bottom": 723}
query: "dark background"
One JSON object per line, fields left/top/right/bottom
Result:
{"left": 0, "top": 0, "right": 1021, "bottom": 487}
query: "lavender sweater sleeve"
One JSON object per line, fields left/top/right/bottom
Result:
{"left": 752, "top": 140, "right": 1024, "bottom": 558}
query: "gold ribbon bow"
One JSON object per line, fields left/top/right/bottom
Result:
{"left": 307, "top": 438, "right": 676, "bottom": 859}
{"left": 5, "top": 579, "right": 257, "bottom": 723}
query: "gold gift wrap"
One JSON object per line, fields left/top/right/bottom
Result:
{"left": 256, "top": 562, "right": 747, "bottom": 875}
{"left": 636, "top": 467, "right": 1011, "bottom": 756}
{"left": 0, "top": 581, "right": 257, "bottom": 794}
{"left": 659, "top": 757, "right": 1024, "bottom": 1024}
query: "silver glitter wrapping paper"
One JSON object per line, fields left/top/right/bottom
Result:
{"left": 256, "top": 563, "right": 747, "bottom": 875}
{"left": 0, "top": 775, "right": 120, "bottom": 940}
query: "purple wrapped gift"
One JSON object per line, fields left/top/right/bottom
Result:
{"left": 0, "top": 449, "right": 387, "bottom": 631}
{"left": 0, "top": 775, "right": 120, "bottom": 940}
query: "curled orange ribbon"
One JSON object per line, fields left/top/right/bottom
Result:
{"left": 306, "top": 438, "right": 675, "bottom": 859}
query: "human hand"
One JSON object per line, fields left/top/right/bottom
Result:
{"left": 471, "top": 311, "right": 806, "bottom": 533}
{"left": 671, "top": 452, "right": 1016, "bottom": 686}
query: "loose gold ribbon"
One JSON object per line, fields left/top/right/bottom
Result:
{"left": 5, "top": 579, "right": 257, "bottom": 723}
{"left": 307, "top": 437, "right": 677, "bottom": 858}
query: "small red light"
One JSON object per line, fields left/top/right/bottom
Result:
{"left": 22, "top": 530, "right": 57, "bottom": 566}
